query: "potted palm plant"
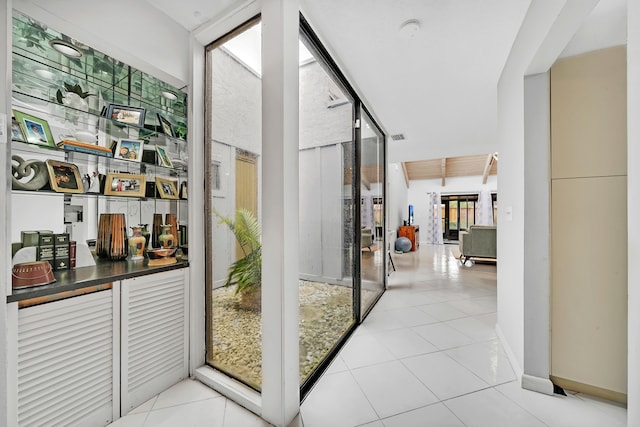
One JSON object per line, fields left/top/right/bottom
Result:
{"left": 216, "top": 208, "right": 262, "bottom": 311}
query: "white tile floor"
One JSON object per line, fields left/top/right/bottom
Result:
{"left": 109, "top": 244, "right": 627, "bottom": 427}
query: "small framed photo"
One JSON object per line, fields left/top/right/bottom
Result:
{"left": 45, "top": 160, "right": 84, "bottom": 193}
{"left": 114, "top": 139, "right": 144, "bottom": 162}
{"left": 157, "top": 113, "right": 175, "bottom": 137}
{"left": 106, "top": 104, "right": 146, "bottom": 127}
{"left": 11, "top": 119, "right": 26, "bottom": 142}
{"left": 155, "top": 177, "right": 178, "bottom": 199}
{"left": 104, "top": 173, "right": 146, "bottom": 197}
{"left": 155, "top": 145, "right": 173, "bottom": 168}
{"left": 13, "top": 110, "right": 55, "bottom": 147}
{"left": 180, "top": 181, "right": 187, "bottom": 199}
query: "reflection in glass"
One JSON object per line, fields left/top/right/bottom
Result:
{"left": 298, "top": 34, "right": 355, "bottom": 386}
{"left": 360, "top": 111, "right": 385, "bottom": 316}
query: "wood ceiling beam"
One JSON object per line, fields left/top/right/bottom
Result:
{"left": 401, "top": 162, "right": 410, "bottom": 188}
{"left": 482, "top": 153, "right": 494, "bottom": 184}
{"left": 441, "top": 158, "right": 446, "bottom": 186}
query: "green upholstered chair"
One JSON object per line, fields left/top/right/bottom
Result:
{"left": 459, "top": 225, "right": 496, "bottom": 264}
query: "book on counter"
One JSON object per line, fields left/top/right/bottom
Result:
{"left": 57, "top": 140, "right": 114, "bottom": 158}
{"left": 53, "top": 233, "right": 70, "bottom": 271}
{"left": 36, "top": 243, "right": 55, "bottom": 270}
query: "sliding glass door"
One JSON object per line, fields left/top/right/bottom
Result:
{"left": 298, "top": 29, "right": 356, "bottom": 388}
{"left": 442, "top": 193, "right": 497, "bottom": 240}
{"left": 203, "top": 13, "right": 388, "bottom": 398}
{"left": 360, "top": 110, "right": 385, "bottom": 317}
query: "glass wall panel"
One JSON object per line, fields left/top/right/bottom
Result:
{"left": 298, "top": 33, "right": 356, "bottom": 386}
{"left": 360, "top": 111, "right": 385, "bottom": 316}
{"left": 205, "top": 19, "right": 263, "bottom": 391}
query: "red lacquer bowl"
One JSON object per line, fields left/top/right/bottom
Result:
{"left": 12, "top": 261, "right": 56, "bottom": 289}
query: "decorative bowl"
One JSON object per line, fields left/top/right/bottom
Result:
{"left": 12, "top": 261, "right": 56, "bottom": 289}
{"left": 146, "top": 248, "right": 177, "bottom": 259}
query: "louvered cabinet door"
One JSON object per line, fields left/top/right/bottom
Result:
{"left": 17, "top": 290, "right": 116, "bottom": 427}
{"left": 121, "top": 268, "right": 189, "bottom": 414}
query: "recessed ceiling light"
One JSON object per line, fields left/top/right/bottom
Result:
{"left": 34, "top": 68, "right": 55, "bottom": 79}
{"left": 399, "top": 19, "right": 421, "bottom": 39}
{"left": 50, "top": 39, "right": 83, "bottom": 58}
{"left": 161, "top": 90, "right": 179, "bottom": 101}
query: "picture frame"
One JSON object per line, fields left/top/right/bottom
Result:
{"left": 155, "top": 177, "right": 178, "bottom": 200}
{"left": 11, "top": 119, "right": 26, "bottom": 142}
{"left": 157, "top": 113, "right": 175, "bottom": 137}
{"left": 104, "top": 173, "right": 146, "bottom": 197}
{"left": 13, "top": 110, "right": 55, "bottom": 147}
{"left": 105, "top": 103, "right": 146, "bottom": 127}
{"left": 180, "top": 181, "right": 187, "bottom": 199}
{"left": 45, "top": 160, "right": 84, "bottom": 193}
{"left": 155, "top": 145, "right": 173, "bottom": 168}
{"left": 114, "top": 139, "right": 144, "bottom": 162}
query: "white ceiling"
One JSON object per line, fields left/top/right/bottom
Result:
{"left": 145, "top": 0, "right": 627, "bottom": 165}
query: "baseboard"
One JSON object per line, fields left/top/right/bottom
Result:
{"left": 522, "top": 374, "right": 554, "bottom": 395}
{"left": 550, "top": 375, "right": 628, "bottom": 405}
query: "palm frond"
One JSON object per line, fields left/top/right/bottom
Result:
{"left": 214, "top": 208, "right": 262, "bottom": 295}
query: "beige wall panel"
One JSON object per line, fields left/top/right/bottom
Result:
{"left": 551, "top": 46, "right": 627, "bottom": 179}
{"left": 551, "top": 176, "right": 627, "bottom": 394}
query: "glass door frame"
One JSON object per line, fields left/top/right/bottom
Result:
{"left": 441, "top": 193, "right": 497, "bottom": 241}
{"left": 298, "top": 14, "right": 387, "bottom": 398}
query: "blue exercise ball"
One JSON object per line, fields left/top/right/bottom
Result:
{"left": 395, "top": 237, "right": 412, "bottom": 253}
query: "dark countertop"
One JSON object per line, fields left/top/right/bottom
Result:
{"left": 7, "top": 258, "right": 189, "bottom": 303}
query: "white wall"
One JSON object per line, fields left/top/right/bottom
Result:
{"left": 522, "top": 72, "right": 552, "bottom": 393}
{"left": 299, "top": 60, "right": 352, "bottom": 149}
{"left": 211, "top": 48, "right": 262, "bottom": 155}
{"left": 627, "top": 1, "right": 640, "bottom": 423}
{"left": 1, "top": 2, "right": 12, "bottom": 425}
{"left": 497, "top": 1, "right": 565, "bottom": 376}
{"left": 407, "top": 175, "right": 497, "bottom": 242}
{"left": 387, "top": 163, "right": 408, "bottom": 238}
{"left": 497, "top": 0, "right": 599, "bottom": 382}
{"left": 299, "top": 145, "right": 345, "bottom": 281}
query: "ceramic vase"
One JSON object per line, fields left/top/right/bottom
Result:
{"left": 129, "top": 226, "right": 146, "bottom": 260}
{"left": 158, "top": 225, "right": 175, "bottom": 249}
{"left": 96, "top": 213, "right": 127, "bottom": 260}
{"left": 138, "top": 224, "right": 151, "bottom": 250}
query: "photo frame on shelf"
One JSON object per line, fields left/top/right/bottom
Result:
{"left": 157, "top": 113, "right": 175, "bottom": 137}
{"left": 114, "top": 138, "right": 144, "bottom": 162}
{"left": 13, "top": 110, "right": 55, "bottom": 147}
{"left": 155, "top": 177, "right": 178, "bottom": 200}
{"left": 45, "top": 159, "right": 84, "bottom": 193}
{"left": 11, "top": 119, "right": 26, "bottom": 142}
{"left": 180, "top": 181, "right": 187, "bottom": 199}
{"left": 104, "top": 173, "right": 146, "bottom": 197}
{"left": 105, "top": 103, "right": 146, "bottom": 127}
{"left": 155, "top": 145, "right": 173, "bottom": 168}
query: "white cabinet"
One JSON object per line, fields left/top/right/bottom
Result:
{"left": 10, "top": 268, "right": 189, "bottom": 426}
{"left": 15, "top": 290, "right": 117, "bottom": 427}
{"left": 121, "top": 269, "right": 189, "bottom": 414}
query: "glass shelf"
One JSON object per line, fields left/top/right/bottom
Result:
{"left": 11, "top": 10, "right": 187, "bottom": 127}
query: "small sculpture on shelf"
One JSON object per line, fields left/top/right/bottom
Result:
{"left": 11, "top": 155, "right": 49, "bottom": 191}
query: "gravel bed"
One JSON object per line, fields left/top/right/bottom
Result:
{"left": 209, "top": 280, "right": 375, "bottom": 389}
